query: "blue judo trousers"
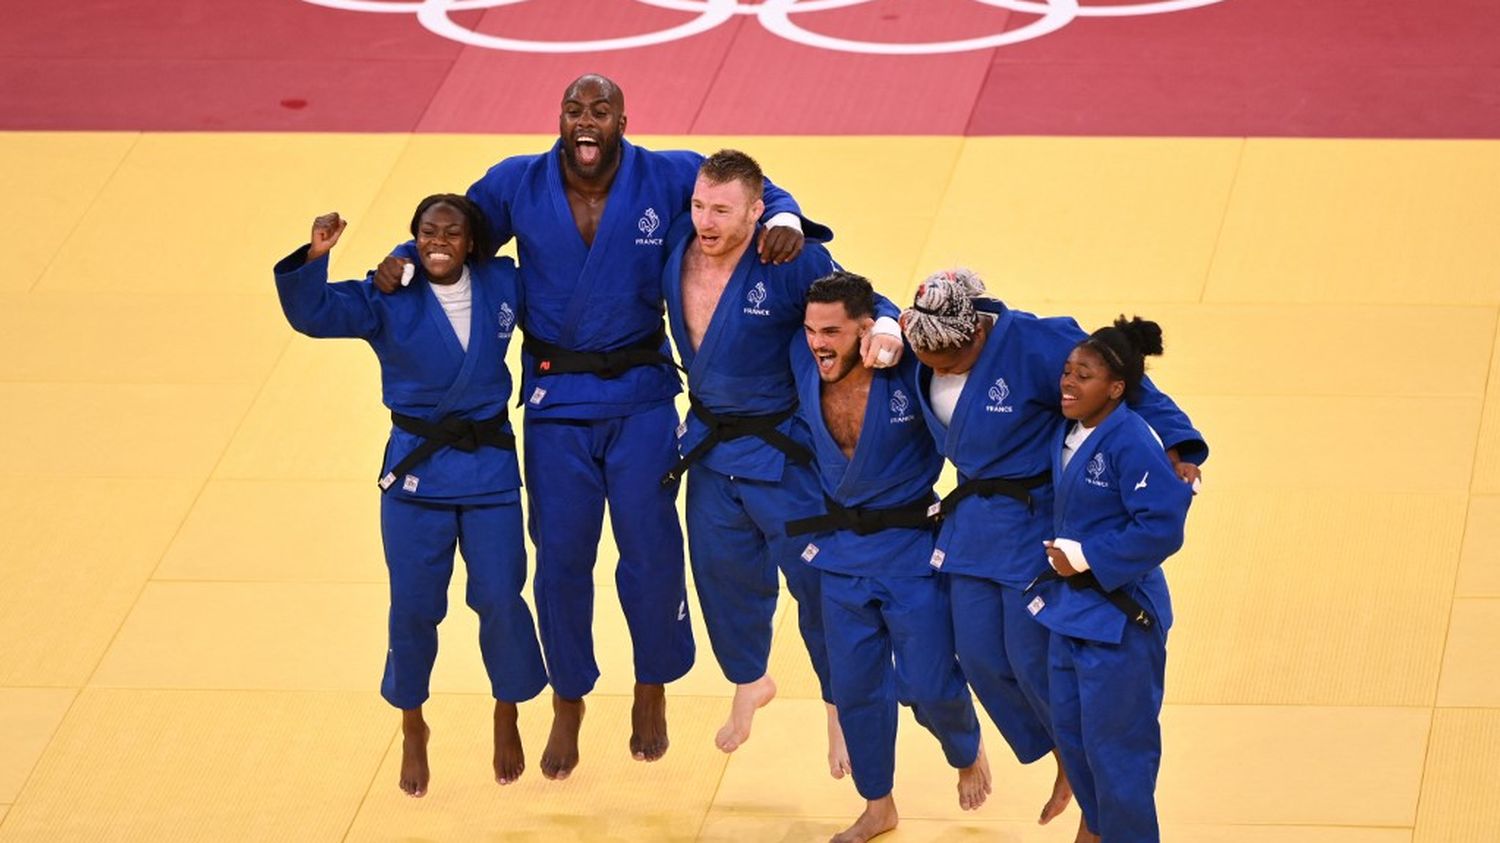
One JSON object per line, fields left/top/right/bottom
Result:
{"left": 454, "top": 139, "right": 819, "bottom": 697}
{"left": 273, "top": 245, "right": 547, "bottom": 710}
{"left": 662, "top": 221, "right": 898, "bottom": 701}
{"left": 913, "top": 299, "right": 1206, "bottom": 765}
{"left": 791, "top": 341, "right": 980, "bottom": 801}
{"left": 1032, "top": 406, "right": 1192, "bottom": 841}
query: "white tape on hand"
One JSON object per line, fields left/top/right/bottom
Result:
{"left": 875, "top": 348, "right": 895, "bottom": 366}
{"left": 400, "top": 262, "right": 415, "bottom": 287}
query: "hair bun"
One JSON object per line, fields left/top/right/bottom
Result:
{"left": 1112, "top": 315, "right": 1164, "bottom": 357}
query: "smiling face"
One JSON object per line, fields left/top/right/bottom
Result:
{"left": 558, "top": 76, "right": 625, "bottom": 180}
{"left": 804, "top": 300, "right": 869, "bottom": 384}
{"left": 690, "top": 174, "right": 763, "bottom": 260}
{"left": 1060, "top": 344, "right": 1124, "bottom": 427}
{"left": 415, "top": 202, "right": 472, "bottom": 284}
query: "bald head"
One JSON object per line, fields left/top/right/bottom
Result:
{"left": 563, "top": 74, "right": 625, "bottom": 113}
{"left": 559, "top": 74, "right": 628, "bottom": 180}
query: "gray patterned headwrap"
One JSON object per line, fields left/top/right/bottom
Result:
{"left": 901, "top": 267, "right": 987, "bottom": 353}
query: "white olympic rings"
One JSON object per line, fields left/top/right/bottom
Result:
{"left": 299, "top": 0, "right": 1230, "bottom": 55}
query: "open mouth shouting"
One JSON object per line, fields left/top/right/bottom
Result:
{"left": 573, "top": 132, "right": 601, "bottom": 168}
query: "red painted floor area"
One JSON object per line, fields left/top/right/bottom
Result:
{"left": 3, "top": 0, "right": 1496, "bottom": 137}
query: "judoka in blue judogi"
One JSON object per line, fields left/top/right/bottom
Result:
{"left": 788, "top": 270, "right": 990, "bottom": 841}
{"left": 372, "top": 76, "right": 823, "bottom": 777}
{"left": 901, "top": 268, "right": 1206, "bottom": 829}
{"left": 1031, "top": 316, "right": 1194, "bottom": 843}
{"left": 659, "top": 149, "right": 904, "bottom": 766}
{"left": 274, "top": 197, "right": 546, "bottom": 798}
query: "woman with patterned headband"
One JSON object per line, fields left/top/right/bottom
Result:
{"left": 899, "top": 268, "right": 1206, "bottom": 837}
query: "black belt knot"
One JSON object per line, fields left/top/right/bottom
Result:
{"left": 660, "top": 394, "right": 812, "bottom": 487}
{"left": 935, "top": 470, "right": 1051, "bottom": 518}
{"left": 380, "top": 410, "right": 514, "bottom": 493}
{"left": 785, "top": 494, "right": 938, "bottom": 537}
{"left": 522, "top": 324, "right": 680, "bottom": 384}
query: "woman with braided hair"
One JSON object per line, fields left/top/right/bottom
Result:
{"left": 900, "top": 269, "right": 1206, "bottom": 838}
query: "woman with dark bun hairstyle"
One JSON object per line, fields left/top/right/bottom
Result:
{"left": 1031, "top": 316, "right": 1194, "bottom": 843}
{"left": 900, "top": 270, "right": 1207, "bottom": 835}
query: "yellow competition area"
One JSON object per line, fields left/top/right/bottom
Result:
{"left": 2, "top": 131, "right": 1498, "bottom": 842}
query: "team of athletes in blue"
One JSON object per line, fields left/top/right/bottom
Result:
{"left": 276, "top": 73, "right": 1204, "bottom": 843}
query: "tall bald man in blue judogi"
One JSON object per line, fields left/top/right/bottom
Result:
{"left": 372, "top": 75, "right": 822, "bottom": 779}
{"left": 659, "top": 149, "right": 905, "bottom": 774}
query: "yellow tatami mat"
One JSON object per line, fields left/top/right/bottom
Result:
{"left": 0, "top": 689, "right": 75, "bottom": 803}
{"left": 1458, "top": 495, "right": 1500, "bottom": 596}
{"left": 0, "top": 689, "right": 392, "bottom": 842}
{"left": 1165, "top": 490, "right": 1464, "bottom": 706}
{"left": 1413, "top": 708, "right": 1500, "bottom": 842}
{"left": 1435, "top": 598, "right": 1500, "bottom": 707}
{"left": 1, "top": 131, "right": 1497, "bottom": 841}
{"left": 918, "top": 138, "right": 1243, "bottom": 305}
{"left": 1, "top": 133, "right": 136, "bottom": 293}
{"left": 1472, "top": 326, "right": 1500, "bottom": 493}
{"left": 1204, "top": 140, "right": 1500, "bottom": 305}
{"left": 0, "top": 478, "right": 200, "bottom": 686}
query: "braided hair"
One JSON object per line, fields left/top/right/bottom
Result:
{"left": 1080, "top": 315, "right": 1165, "bottom": 401}
{"left": 902, "top": 267, "right": 987, "bottom": 353}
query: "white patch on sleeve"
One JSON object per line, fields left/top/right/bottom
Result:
{"left": 800, "top": 543, "right": 819, "bottom": 562}
{"left": 929, "top": 549, "right": 945, "bottom": 569}
{"left": 1027, "top": 595, "right": 1045, "bottom": 616}
{"left": 402, "top": 475, "right": 420, "bottom": 493}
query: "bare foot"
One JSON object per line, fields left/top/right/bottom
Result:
{"left": 957, "top": 741, "right": 992, "bottom": 811}
{"left": 1039, "top": 749, "right": 1074, "bottom": 825}
{"left": 830, "top": 794, "right": 898, "bottom": 843}
{"left": 399, "top": 709, "right": 430, "bottom": 797}
{"left": 826, "top": 702, "right": 851, "bottom": 779}
{"left": 541, "top": 694, "right": 584, "bottom": 780}
{"left": 715, "top": 675, "right": 776, "bottom": 752}
{"left": 493, "top": 700, "right": 524, "bottom": 785}
{"left": 1073, "top": 814, "right": 1101, "bottom": 843}
{"left": 630, "top": 682, "right": 669, "bottom": 762}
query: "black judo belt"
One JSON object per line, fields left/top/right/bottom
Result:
{"left": 784, "top": 494, "right": 938, "bottom": 537}
{"left": 933, "top": 470, "right": 1051, "bottom": 518}
{"left": 1026, "top": 569, "right": 1156, "bottom": 630}
{"left": 379, "top": 410, "right": 515, "bottom": 493}
{"left": 660, "top": 394, "right": 813, "bottom": 487}
{"left": 522, "top": 325, "right": 679, "bottom": 381}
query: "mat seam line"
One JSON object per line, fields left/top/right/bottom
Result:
{"left": 1197, "top": 136, "right": 1245, "bottom": 304}
{"left": 686, "top": 16, "right": 747, "bottom": 134}
{"left": 1408, "top": 303, "right": 1500, "bottom": 832}
{"left": 340, "top": 726, "right": 403, "bottom": 843}
{"left": 23, "top": 132, "right": 143, "bottom": 294}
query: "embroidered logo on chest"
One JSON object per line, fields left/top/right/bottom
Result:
{"left": 497, "top": 301, "right": 516, "bottom": 337}
{"left": 1086, "top": 452, "right": 1110, "bottom": 488}
{"left": 889, "top": 388, "right": 915, "bottom": 423}
{"left": 634, "top": 207, "right": 663, "bottom": 246}
{"left": 742, "top": 281, "right": 771, "bottom": 316}
{"left": 986, "top": 377, "right": 1014, "bottom": 413}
